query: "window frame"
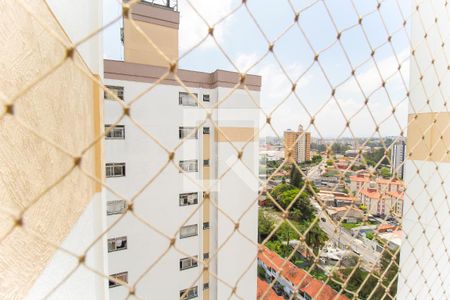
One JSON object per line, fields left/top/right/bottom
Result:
{"left": 203, "top": 222, "right": 210, "bottom": 230}
{"left": 179, "top": 126, "right": 198, "bottom": 139}
{"left": 179, "top": 256, "right": 199, "bottom": 271}
{"left": 108, "top": 236, "right": 128, "bottom": 252}
{"left": 105, "top": 124, "right": 125, "bottom": 139}
{"left": 203, "top": 159, "right": 210, "bottom": 167}
{"left": 180, "top": 224, "right": 198, "bottom": 239}
{"left": 106, "top": 163, "right": 126, "bottom": 178}
{"left": 179, "top": 160, "right": 199, "bottom": 173}
{"left": 180, "top": 286, "right": 198, "bottom": 300}
{"left": 107, "top": 200, "right": 127, "bottom": 215}
{"left": 202, "top": 94, "right": 210, "bottom": 102}
{"left": 179, "top": 92, "right": 198, "bottom": 106}
{"left": 105, "top": 85, "right": 124, "bottom": 100}
{"left": 109, "top": 271, "right": 128, "bottom": 288}
{"left": 179, "top": 192, "right": 199, "bottom": 206}
{"left": 203, "top": 127, "right": 210, "bottom": 134}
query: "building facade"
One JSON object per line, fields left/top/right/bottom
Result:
{"left": 390, "top": 140, "right": 406, "bottom": 179}
{"left": 283, "top": 124, "right": 311, "bottom": 163}
{"left": 103, "top": 2, "right": 260, "bottom": 299}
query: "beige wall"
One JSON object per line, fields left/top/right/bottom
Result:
{"left": 284, "top": 131, "right": 298, "bottom": 162}
{"left": 0, "top": 1, "right": 100, "bottom": 299}
{"left": 407, "top": 112, "right": 450, "bottom": 163}
{"left": 215, "top": 127, "right": 257, "bottom": 143}
{"left": 124, "top": 18, "right": 178, "bottom": 67}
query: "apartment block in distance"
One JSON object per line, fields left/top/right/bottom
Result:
{"left": 390, "top": 139, "right": 406, "bottom": 179}
{"left": 284, "top": 124, "right": 311, "bottom": 163}
{"left": 103, "top": 1, "right": 261, "bottom": 299}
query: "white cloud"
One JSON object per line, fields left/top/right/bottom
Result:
{"left": 178, "top": 0, "right": 235, "bottom": 52}
{"left": 340, "top": 49, "right": 410, "bottom": 97}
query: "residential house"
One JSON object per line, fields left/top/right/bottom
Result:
{"left": 258, "top": 247, "right": 349, "bottom": 300}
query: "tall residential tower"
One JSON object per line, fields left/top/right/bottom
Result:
{"left": 283, "top": 124, "right": 311, "bottom": 163}
{"left": 103, "top": 1, "right": 261, "bottom": 299}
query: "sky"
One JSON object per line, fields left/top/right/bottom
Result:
{"left": 103, "top": 0, "right": 413, "bottom": 139}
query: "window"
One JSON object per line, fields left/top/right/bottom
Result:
{"left": 203, "top": 94, "right": 210, "bottom": 102}
{"left": 179, "top": 127, "right": 198, "bottom": 139}
{"left": 107, "top": 200, "right": 127, "bottom": 215}
{"left": 109, "top": 272, "right": 128, "bottom": 288}
{"left": 203, "top": 283, "right": 209, "bottom": 290}
{"left": 203, "top": 159, "right": 210, "bottom": 167}
{"left": 180, "top": 256, "right": 198, "bottom": 270}
{"left": 106, "top": 163, "right": 126, "bottom": 177}
{"left": 105, "top": 85, "right": 124, "bottom": 100}
{"left": 179, "top": 92, "right": 198, "bottom": 106}
{"left": 105, "top": 125, "right": 125, "bottom": 139}
{"left": 179, "top": 160, "right": 198, "bottom": 172}
{"left": 180, "top": 224, "right": 198, "bottom": 239}
{"left": 203, "top": 252, "right": 209, "bottom": 259}
{"left": 108, "top": 236, "right": 127, "bottom": 252}
{"left": 203, "top": 222, "right": 210, "bottom": 230}
{"left": 203, "top": 127, "right": 210, "bottom": 134}
{"left": 180, "top": 286, "right": 198, "bottom": 300}
{"left": 179, "top": 193, "right": 198, "bottom": 206}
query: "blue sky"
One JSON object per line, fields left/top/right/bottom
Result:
{"left": 104, "top": 0, "right": 413, "bottom": 138}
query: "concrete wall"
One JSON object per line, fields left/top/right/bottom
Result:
{"left": 398, "top": 0, "right": 450, "bottom": 298}
{"left": 0, "top": 1, "right": 104, "bottom": 299}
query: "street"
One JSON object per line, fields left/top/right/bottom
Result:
{"left": 306, "top": 161, "right": 381, "bottom": 270}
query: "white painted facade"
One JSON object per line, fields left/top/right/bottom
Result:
{"left": 103, "top": 79, "right": 260, "bottom": 299}
{"left": 398, "top": 0, "right": 450, "bottom": 298}
{"left": 390, "top": 140, "right": 406, "bottom": 179}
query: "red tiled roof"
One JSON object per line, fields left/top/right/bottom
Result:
{"left": 349, "top": 175, "right": 370, "bottom": 182}
{"left": 259, "top": 247, "right": 311, "bottom": 288}
{"left": 376, "top": 178, "right": 404, "bottom": 185}
{"left": 335, "top": 196, "right": 357, "bottom": 201}
{"left": 350, "top": 176, "right": 404, "bottom": 186}
{"left": 377, "top": 224, "right": 399, "bottom": 233}
{"left": 301, "top": 279, "right": 349, "bottom": 300}
{"left": 257, "top": 278, "right": 284, "bottom": 300}
{"left": 360, "top": 189, "right": 381, "bottom": 199}
{"left": 258, "top": 247, "right": 349, "bottom": 300}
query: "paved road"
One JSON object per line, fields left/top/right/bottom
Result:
{"left": 307, "top": 161, "right": 381, "bottom": 270}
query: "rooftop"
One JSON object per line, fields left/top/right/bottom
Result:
{"left": 258, "top": 247, "right": 349, "bottom": 300}
{"left": 257, "top": 278, "right": 284, "bottom": 300}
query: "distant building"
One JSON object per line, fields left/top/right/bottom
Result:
{"left": 349, "top": 174, "right": 404, "bottom": 196}
{"left": 391, "top": 140, "right": 406, "bottom": 179}
{"left": 284, "top": 129, "right": 299, "bottom": 163}
{"left": 328, "top": 206, "right": 365, "bottom": 223}
{"left": 359, "top": 187, "right": 404, "bottom": 217}
{"left": 297, "top": 125, "right": 311, "bottom": 163}
{"left": 283, "top": 124, "right": 311, "bottom": 163}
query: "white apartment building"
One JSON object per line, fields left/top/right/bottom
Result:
{"left": 390, "top": 140, "right": 406, "bottom": 179}
{"left": 103, "top": 1, "right": 261, "bottom": 299}
{"left": 296, "top": 125, "right": 310, "bottom": 163}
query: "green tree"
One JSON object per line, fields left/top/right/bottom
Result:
{"left": 270, "top": 183, "right": 295, "bottom": 200}
{"left": 311, "top": 155, "right": 322, "bottom": 164}
{"left": 379, "top": 167, "right": 391, "bottom": 179}
{"left": 278, "top": 189, "right": 315, "bottom": 222}
{"left": 326, "top": 159, "right": 334, "bottom": 166}
{"left": 331, "top": 143, "right": 350, "bottom": 155}
{"left": 290, "top": 164, "right": 304, "bottom": 188}
{"left": 258, "top": 210, "right": 275, "bottom": 242}
{"left": 302, "top": 222, "right": 328, "bottom": 254}
{"left": 257, "top": 265, "right": 266, "bottom": 280}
